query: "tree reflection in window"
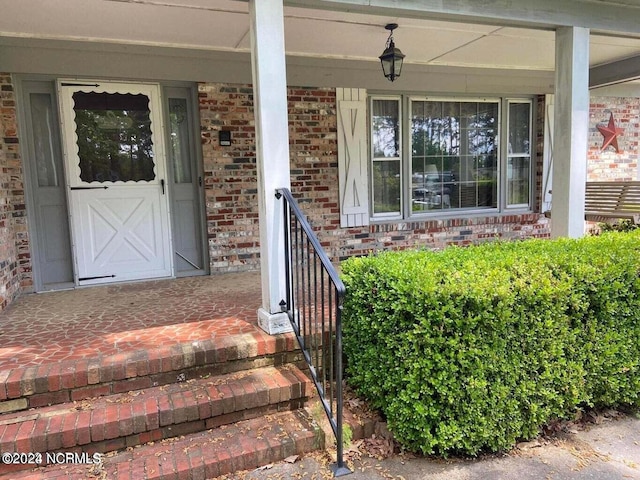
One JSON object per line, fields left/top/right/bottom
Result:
{"left": 411, "top": 100, "right": 498, "bottom": 211}
{"left": 72, "top": 92, "right": 155, "bottom": 183}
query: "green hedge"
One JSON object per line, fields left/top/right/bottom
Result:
{"left": 341, "top": 232, "right": 640, "bottom": 456}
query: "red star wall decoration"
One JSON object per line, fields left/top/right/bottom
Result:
{"left": 597, "top": 112, "right": 624, "bottom": 153}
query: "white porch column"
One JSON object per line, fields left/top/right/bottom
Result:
{"left": 551, "top": 26, "right": 590, "bottom": 238}
{"left": 249, "top": 0, "right": 293, "bottom": 334}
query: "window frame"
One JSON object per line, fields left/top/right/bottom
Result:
{"left": 368, "top": 94, "right": 536, "bottom": 222}
{"left": 369, "top": 95, "right": 403, "bottom": 220}
{"left": 504, "top": 98, "right": 534, "bottom": 210}
{"left": 406, "top": 96, "right": 502, "bottom": 219}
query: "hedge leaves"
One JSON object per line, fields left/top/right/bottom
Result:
{"left": 341, "top": 231, "right": 640, "bottom": 456}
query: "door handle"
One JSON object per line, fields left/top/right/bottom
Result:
{"left": 161, "top": 179, "right": 165, "bottom": 195}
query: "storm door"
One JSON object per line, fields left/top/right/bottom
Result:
{"left": 58, "top": 81, "right": 172, "bottom": 285}
{"left": 164, "top": 87, "right": 206, "bottom": 275}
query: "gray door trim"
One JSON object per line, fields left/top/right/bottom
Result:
{"left": 15, "top": 76, "right": 74, "bottom": 292}
{"left": 15, "top": 77, "right": 208, "bottom": 291}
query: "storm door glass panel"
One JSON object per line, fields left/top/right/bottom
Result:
{"left": 168, "top": 98, "right": 192, "bottom": 184}
{"left": 507, "top": 101, "right": 532, "bottom": 207}
{"left": 371, "top": 98, "right": 401, "bottom": 216}
{"left": 30, "top": 93, "right": 60, "bottom": 187}
{"left": 72, "top": 92, "right": 155, "bottom": 183}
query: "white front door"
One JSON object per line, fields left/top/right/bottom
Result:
{"left": 58, "top": 81, "right": 172, "bottom": 285}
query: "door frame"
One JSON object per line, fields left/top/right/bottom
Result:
{"left": 57, "top": 79, "right": 174, "bottom": 286}
{"left": 18, "top": 76, "right": 209, "bottom": 290}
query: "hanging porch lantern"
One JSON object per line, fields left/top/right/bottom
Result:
{"left": 379, "top": 23, "right": 405, "bottom": 82}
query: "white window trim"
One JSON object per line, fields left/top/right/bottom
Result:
{"left": 370, "top": 95, "right": 403, "bottom": 220}
{"left": 504, "top": 98, "right": 534, "bottom": 210}
{"left": 368, "top": 94, "right": 536, "bottom": 223}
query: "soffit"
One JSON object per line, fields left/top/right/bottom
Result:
{"left": 1, "top": 0, "right": 639, "bottom": 73}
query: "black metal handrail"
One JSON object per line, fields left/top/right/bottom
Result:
{"left": 276, "top": 188, "right": 351, "bottom": 477}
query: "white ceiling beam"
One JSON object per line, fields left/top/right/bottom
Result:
{"left": 590, "top": 54, "right": 640, "bottom": 88}
{"left": 282, "top": 0, "right": 640, "bottom": 34}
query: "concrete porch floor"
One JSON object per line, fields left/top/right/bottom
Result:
{"left": 0, "top": 272, "right": 266, "bottom": 372}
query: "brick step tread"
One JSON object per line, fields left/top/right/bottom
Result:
{"left": 0, "top": 365, "right": 312, "bottom": 455}
{"left": 4, "top": 410, "right": 321, "bottom": 480}
{"left": 0, "top": 332, "right": 300, "bottom": 408}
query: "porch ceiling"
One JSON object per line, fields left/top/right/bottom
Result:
{"left": 2, "top": 0, "right": 640, "bottom": 78}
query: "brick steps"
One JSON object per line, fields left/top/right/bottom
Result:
{"left": 6, "top": 410, "right": 322, "bottom": 480}
{"left": 0, "top": 365, "right": 311, "bottom": 473}
{"left": 0, "top": 327, "right": 376, "bottom": 479}
{"left": 0, "top": 332, "right": 301, "bottom": 413}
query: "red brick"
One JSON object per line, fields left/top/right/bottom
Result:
{"left": 71, "top": 361, "right": 88, "bottom": 388}
{"left": 28, "top": 390, "right": 70, "bottom": 408}
{"left": 144, "top": 397, "right": 159, "bottom": 430}
{"left": 144, "top": 453, "right": 162, "bottom": 479}
{"left": 0, "top": 422, "right": 20, "bottom": 452}
{"left": 171, "top": 392, "right": 188, "bottom": 424}
{"left": 158, "top": 394, "right": 173, "bottom": 427}
{"left": 33, "top": 364, "right": 51, "bottom": 393}
{"left": 45, "top": 415, "right": 64, "bottom": 451}
{"left": 30, "top": 419, "right": 48, "bottom": 453}
{"left": 131, "top": 399, "right": 146, "bottom": 434}
{"left": 0, "top": 369, "right": 9, "bottom": 400}
{"left": 216, "top": 384, "right": 235, "bottom": 414}
{"left": 214, "top": 447, "right": 233, "bottom": 476}
{"left": 103, "top": 406, "right": 121, "bottom": 439}
{"left": 118, "top": 403, "right": 134, "bottom": 437}
{"left": 59, "top": 365, "right": 76, "bottom": 390}
{"left": 195, "top": 389, "right": 211, "bottom": 420}
{"left": 87, "top": 362, "right": 101, "bottom": 385}
{"left": 70, "top": 384, "right": 111, "bottom": 401}
{"left": 60, "top": 413, "right": 77, "bottom": 448}
{"left": 6, "top": 369, "right": 23, "bottom": 398}
{"left": 112, "top": 376, "right": 151, "bottom": 394}
{"left": 181, "top": 390, "right": 200, "bottom": 422}
{"left": 76, "top": 410, "right": 92, "bottom": 445}
{"left": 90, "top": 408, "right": 105, "bottom": 442}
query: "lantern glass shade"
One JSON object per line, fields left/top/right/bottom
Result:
{"left": 379, "top": 42, "right": 405, "bottom": 81}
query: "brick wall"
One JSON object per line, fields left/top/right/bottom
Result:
{"left": 0, "top": 74, "right": 30, "bottom": 311}
{"left": 199, "top": 84, "right": 260, "bottom": 271}
{"left": 588, "top": 96, "right": 639, "bottom": 181}
{"left": 198, "top": 83, "right": 550, "bottom": 273}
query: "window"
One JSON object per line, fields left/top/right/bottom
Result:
{"left": 507, "top": 101, "right": 532, "bottom": 207}
{"left": 371, "top": 98, "right": 402, "bottom": 217}
{"left": 369, "top": 96, "right": 533, "bottom": 219}
{"left": 72, "top": 91, "right": 155, "bottom": 183}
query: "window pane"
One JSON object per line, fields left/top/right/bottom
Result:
{"left": 72, "top": 92, "right": 155, "bottom": 183}
{"left": 411, "top": 157, "right": 455, "bottom": 212}
{"left": 373, "top": 160, "right": 401, "bottom": 214}
{"left": 509, "top": 103, "right": 531, "bottom": 155}
{"left": 508, "top": 157, "right": 530, "bottom": 205}
{"left": 168, "top": 98, "right": 192, "bottom": 184}
{"left": 507, "top": 102, "right": 531, "bottom": 206}
{"left": 30, "top": 93, "right": 60, "bottom": 187}
{"left": 372, "top": 99, "right": 399, "bottom": 158}
{"left": 411, "top": 100, "right": 498, "bottom": 213}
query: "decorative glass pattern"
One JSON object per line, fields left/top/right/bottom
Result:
{"left": 72, "top": 92, "right": 155, "bottom": 183}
